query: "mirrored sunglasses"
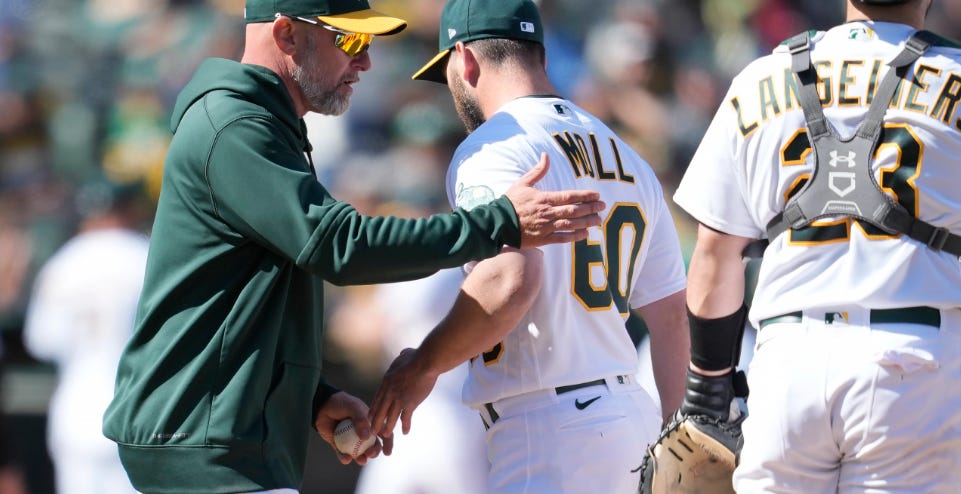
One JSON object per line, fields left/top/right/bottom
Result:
{"left": 281, "top": 14, "right": 374, "bottom": 57}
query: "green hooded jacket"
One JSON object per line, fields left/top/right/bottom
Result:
{"left": 102, "top": 58, "right": 520, "bottom": 493}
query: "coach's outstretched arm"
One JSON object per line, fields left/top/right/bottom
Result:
{"left": 502, "top": 153, "right": 604, "bottom": 248}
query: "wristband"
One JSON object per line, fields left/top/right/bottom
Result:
{"left": 688, "top": 304, "right": 747, "bottom": 371}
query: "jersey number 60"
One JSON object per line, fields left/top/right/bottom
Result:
{"left": 572, "top": 203, "right": 646, "bottom": 315}
{"left": 477, "top": 203, "right": 647, "bottom": 366}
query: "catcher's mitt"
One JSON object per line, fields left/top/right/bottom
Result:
{"left": 638, "top": 408, "right": 744, "bottom": 494}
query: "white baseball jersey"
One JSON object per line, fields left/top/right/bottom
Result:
{"left": 674, "top": 22, "right": 961, "bottom": 327}
{"left": 24, "top": 228, "right": 147, "bottom": 494}
{"left": 447, "top": 95, "right": 687, "bottom": 408}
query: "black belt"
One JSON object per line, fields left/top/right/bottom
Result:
{"left": 481, "top": 377, "right": 617, "bottom": 427}
{"left": 555, "top": 378, "right": 606, "bottom": 395}
{"left": 759, "top": 306, "right": 941, "bottom": 330}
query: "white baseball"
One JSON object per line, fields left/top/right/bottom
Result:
{"left": 333, "top": 419, "right": 376, "bottom": 457}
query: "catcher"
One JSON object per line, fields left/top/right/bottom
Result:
{"left": 659, "top": 0, "right": 961, "bottom": 493}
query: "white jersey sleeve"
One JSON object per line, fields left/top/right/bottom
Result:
{"left": 673, "top": 87, "right": 768, "bottom": 239}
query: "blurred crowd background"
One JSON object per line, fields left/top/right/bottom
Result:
{"left": 1, "top": 0, "right": 959, "bottom": 493}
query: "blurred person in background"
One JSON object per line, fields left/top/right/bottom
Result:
{"left": 23, "top": 176, "right": 150, "bottom": 494}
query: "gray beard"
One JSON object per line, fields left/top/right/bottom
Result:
{"left": 293, "top": 37, "right": 350, "bottom": 116}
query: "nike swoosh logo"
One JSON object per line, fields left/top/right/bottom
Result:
{"left": 574, "top": 396, "right": 601, "bottom": 410}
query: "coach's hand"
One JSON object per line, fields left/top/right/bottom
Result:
{"left": 314, "top": 391, "right": 392, "bottom": 465}
{"left": 505, "top": 153, "right": 604, "bottom": 248}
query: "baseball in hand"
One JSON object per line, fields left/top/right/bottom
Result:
{"left": 334, "top": 419, "right": 376, "bottom": 458}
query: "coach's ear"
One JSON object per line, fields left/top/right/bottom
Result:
{"left": 272, "top": 14, "right": 298, "bottom": 56}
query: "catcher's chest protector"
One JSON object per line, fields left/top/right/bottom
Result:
{"left": 765, "top": 31, "right": 961, "bottom": 256}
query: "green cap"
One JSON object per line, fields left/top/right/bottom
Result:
{"left": 245, "top": 0, "right": 407, "bottom": 35}
{"left": 412, "top": 0, "right": 543, "bottom": 84}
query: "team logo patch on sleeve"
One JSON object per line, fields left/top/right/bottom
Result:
{"left": 456, "top": 184, "right": 496, "bottom": 210}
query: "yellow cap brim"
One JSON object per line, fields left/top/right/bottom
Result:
{"left": 411, "top": 49, "right": 451, "bottom": 84}
{"left": 317, "top": 9, "right": 407, "bottom": 35}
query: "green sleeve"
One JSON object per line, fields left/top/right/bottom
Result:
{"left": 207, "top": 117, "right": 520, "bottom": 285}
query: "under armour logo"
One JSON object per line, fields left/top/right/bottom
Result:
{"left": 829, "top": 150, "right": 857, "bottom": 168}
{"left": 828, "top": 150, "right": 857, "bottom": 197}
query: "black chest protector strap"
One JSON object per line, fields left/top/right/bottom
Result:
{"left": 765, "top": 31, "right": 961, "bottom": 257}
